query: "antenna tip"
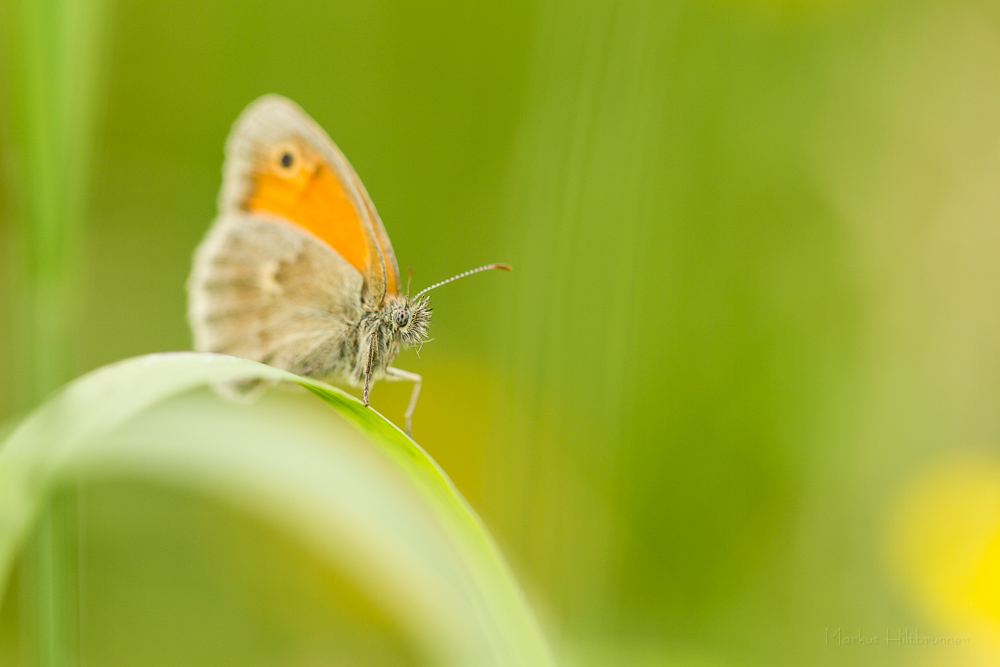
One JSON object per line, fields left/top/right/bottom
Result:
{"left": 492, "top": 263, "right": 512, "bottom": 272}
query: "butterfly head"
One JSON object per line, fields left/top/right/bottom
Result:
{"left": 384, "top": 296, "right": 431, "bottom": 347}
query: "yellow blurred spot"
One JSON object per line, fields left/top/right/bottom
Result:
{"left": 887, "top": 457, "right": 1000, "bottom": 653}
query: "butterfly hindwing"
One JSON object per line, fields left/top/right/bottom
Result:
{"left": 188, "top": 213, "right": 365, "bottom": 378}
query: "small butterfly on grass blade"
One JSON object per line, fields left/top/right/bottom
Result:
{"left": 187, "top": 95, "right": 509, "bottom": 435}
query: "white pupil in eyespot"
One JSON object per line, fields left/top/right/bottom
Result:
{"left": 280, "top": 152, "right": 294, "bottom": 168}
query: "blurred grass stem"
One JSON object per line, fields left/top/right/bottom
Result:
{"left": 5, "top": 0, "right": 109, "bottom": 664}
{"left": 9, "top": 0, "right": 107, "bottom": 400}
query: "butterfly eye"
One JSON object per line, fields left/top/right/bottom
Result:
{"left": 395, "top": 310, "right": 410, "bottom": 328}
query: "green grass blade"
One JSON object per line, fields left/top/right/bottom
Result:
{"left": 4, "top": 0, "right": 110, "bottom": 402}
{"left": 3, "top": 0, "right": 111, "bottom": 659}
{"left": 0, "top": 353, "right": 553, "bottom": 666}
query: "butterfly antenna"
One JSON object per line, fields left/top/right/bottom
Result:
{"left": 413, "top": 263, "right": 511, "bottom": 300}
{"left": 406, "top": 267, "right": 414, "bottom": 298}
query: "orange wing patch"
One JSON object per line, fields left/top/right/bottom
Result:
{"left": 245, "top": 142, "right": 371, "bottom": 277}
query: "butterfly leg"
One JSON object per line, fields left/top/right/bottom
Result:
{"left": 363, "top": 331, "right": 378, "bottom": 406}
{"left": 385, "top": 366, "right": 422, "bottom": 437}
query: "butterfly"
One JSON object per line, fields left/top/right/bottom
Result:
{"left": 187, "top": 95, "right": 508, "bottom": 435}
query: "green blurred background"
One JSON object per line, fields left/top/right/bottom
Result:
{"left": 3, "top": 0, "right": 1000, "bottom": 664}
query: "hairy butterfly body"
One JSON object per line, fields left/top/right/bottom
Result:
{"left": 187, "top": 95, "right": 507, "bottom": 435}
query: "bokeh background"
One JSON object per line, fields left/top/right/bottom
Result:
{"left": 3, "top": 0, "right": 1000, "bottom": 665}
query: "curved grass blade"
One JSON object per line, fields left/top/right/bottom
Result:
{"left": 0, "top": 352, "right": 553, "bottom": 666}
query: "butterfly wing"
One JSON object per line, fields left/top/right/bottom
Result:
{"left": 187, "top": 213, "right": 364, "bottom": 379}
{"left": 218, "top": 95, "right": 400, "bottom": 304}
{"left": 188, "top": 95, "right": 399, "bottom": 383}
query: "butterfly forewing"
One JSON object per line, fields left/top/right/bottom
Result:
{"left": 217, "top": 95, "right": 399, "bottom": 306}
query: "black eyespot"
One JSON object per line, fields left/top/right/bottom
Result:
{"left": 279, "top": 151, "right": 294, "bottom": 168}
{"left": 395, "top": 310, "right": 410, "bottom": 327}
